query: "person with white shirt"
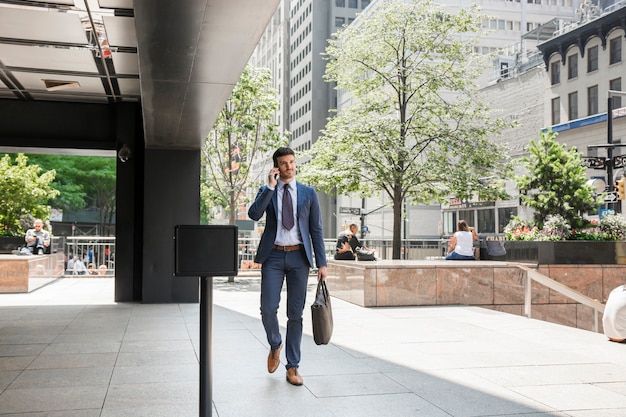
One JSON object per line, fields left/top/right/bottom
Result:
{"left": 445, "top": 220, "right": 478, "bottom": 260}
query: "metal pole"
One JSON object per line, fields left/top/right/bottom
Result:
{"left": 608, "top": 95, "right": 614, "bottom": 195}
{"left": 360, "top": 198, "right": 366, "bottom": 240}
{"left": 199, "top": 276, "right": 212, "bottom": 417}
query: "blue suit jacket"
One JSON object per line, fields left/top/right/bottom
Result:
{"left": 248, "top": 181, "right": 327, "bottom": 268}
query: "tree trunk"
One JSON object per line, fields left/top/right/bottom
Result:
{"left": 228, "top": 190, "right": 236, "bottom": 283}
{"left": 392, "top": 186, "right": 403, "bottom": 259}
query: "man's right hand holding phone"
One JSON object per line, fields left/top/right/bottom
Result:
{"left": 268, "top": 167, "right": 279, "bottom": 188}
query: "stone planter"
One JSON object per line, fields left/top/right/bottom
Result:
{"left": 481, "top": 240, "right": 626, "bottom": 264}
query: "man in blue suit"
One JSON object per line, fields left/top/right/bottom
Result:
{"left": 248, "top": 147, "right": 327, "bottom": 386}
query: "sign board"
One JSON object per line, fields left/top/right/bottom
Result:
{"left": 174, "top": 225, "right": 238, "bottom": 276}
{"left": 581, "top": 157, "right": 605, "bottom": 169}
{"left": 604, "top": 192, "right": 618, "bottom": 202}
{"left": 339, "top": 207, "right": 361, "bottom": 215}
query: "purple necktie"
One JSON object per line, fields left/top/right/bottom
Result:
{"left": 282, "top": 184, "right": 294, "bottom": 230}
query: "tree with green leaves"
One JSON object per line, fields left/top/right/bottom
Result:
{"left": 517, "top": 129, "right": 602, "bottom": 230}
{"left": 0, "top": 154, "right": 59, "bottom": 236}
{"left": 201, "top": 64, "right": 288, "bottom": 224}
{"left": 23, "top": 155, "right": 117, "bottom": 235}
{"left": 298, "top": 0, "right": 512, "bottom": 258}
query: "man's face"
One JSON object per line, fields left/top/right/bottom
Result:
{"left": 34, "top": 222, "right": 42, "bottom": 230}
{"left": 276, "top": 154, "right": 296, "bottom": 182}
{"left": 350, "top": 225, "right": 358, "bottom": 235}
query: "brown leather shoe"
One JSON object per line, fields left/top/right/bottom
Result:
{"left": 286, "top": 368, "right": 303, "bottom": 386}
{"left": 267, "top": 343, "right": 282, "bottom": 373}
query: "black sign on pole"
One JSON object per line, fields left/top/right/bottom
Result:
{"left": 174, "top": 225, "right": 239, "bottom": 417}
{"left": 581, "top": 157, "right": 606, "bottom": 169}
{"left": 613, "top": 155, "right": 626, "bottom": 169}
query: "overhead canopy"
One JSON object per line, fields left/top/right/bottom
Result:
{"left": 0, "top": 0, "right": 281, "bottom": 152}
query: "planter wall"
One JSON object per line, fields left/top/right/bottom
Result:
{"left": 481, "top": 241, "right": 626, "bottom": 264}
{"left": 0, "top": 237, "right": 25, "bottom": 254}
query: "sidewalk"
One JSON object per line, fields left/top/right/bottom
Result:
{"left": 1, "top": 276, "right": 626, "bottom": 416}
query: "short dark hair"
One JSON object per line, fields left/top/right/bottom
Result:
{"left": 272, "top": 147, "right": 295, "bottom": 167}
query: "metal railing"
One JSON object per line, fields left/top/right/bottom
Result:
{"left": 516, "top": 264, "right": 605, "bottom": 332}
{"left": 237, "top": 237, "right": 444, "bottom": 269}
{"left": 64, "top": 236, "right": 115, "bottom": 275}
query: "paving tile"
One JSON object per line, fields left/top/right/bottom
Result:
{"left": 0, "top": 385, "right": 107, "bottom": 414}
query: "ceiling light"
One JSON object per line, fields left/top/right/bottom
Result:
{"left": 42, "top": 79, "right": 81, "bottom": 92}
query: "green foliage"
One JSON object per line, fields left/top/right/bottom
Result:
{"left": 24, "top": 154, "right": 117, "bottom": 235}
{"left": 516, "top": 129, "right": 602, "bottom": 230}
{"left": 202, "top": 65, "right": 288, "bottom": 224}
{"left": 299, "top": 0, "right": 513, "bottom": 258}
{"left": 0, "top": 154, "right": 59, "bottom": 236}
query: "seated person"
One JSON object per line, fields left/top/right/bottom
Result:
{"left": 72, "top": 256, "right": 87, "bottom": 275}
{"left": 603, "top": 285, "right": 626, "bottom": 342}
{"left": 334, "top": 223, "right": 369, "bottom": 260}
{"left": 445, "top": 220, "right": 478, "bottom": 260}
{"left": 87, "top": 263, "right": 98, "bottom": 275}
{"left": 24, "top": 219, "right": 50, "bottom": 255}
{"left": 334, "top": 229, "right": 355, "bottom": 260}
{"left": 98, "top": 264, "right": 108, "bottom": 276}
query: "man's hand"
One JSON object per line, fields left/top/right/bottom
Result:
{"left": 317, "top": 265, "right": 327, "bottom": 281}
{"left": 268, "top": 167, "right": 279, "bottom": 188}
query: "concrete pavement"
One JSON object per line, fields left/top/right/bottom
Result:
{"left": 1, "top": 276, "right": 626, "bottom": 416}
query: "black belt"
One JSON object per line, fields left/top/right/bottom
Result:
{"left": 272, "top": 244, "right": 303, "bottom": 252}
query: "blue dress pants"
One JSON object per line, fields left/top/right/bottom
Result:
{"left": 260, "top": 248, "right": 310, "bottom": 370}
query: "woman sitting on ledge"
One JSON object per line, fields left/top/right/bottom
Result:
{"left": 445, "top": 220, "right": 478, "bottom": 260}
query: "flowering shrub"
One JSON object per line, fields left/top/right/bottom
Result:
{"left": 599, "top": 212, "right": 626, "bottom": 241}
{"left": 505, "top": 212, "right": 626, "bottom": 241}
{"left": 504, "top": 216, "right": 539, "bottom": 241}
{"left": 537, "top": 214, "right": 571, "bottom": 241}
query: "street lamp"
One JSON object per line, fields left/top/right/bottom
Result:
{"left": 586, "top": 90, "right": 626, "bottom": 208}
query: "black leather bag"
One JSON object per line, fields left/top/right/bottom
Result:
{"left": 311, "top": 280, "right": 333, "bottom": 345}
{"left": 356, "top": 248, "right": 376, "bottom": 261}
{"left": 486, "top": 240, "right": 506, "bottom": 257}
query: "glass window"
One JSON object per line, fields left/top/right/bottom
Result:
{"left": 610, "top": 78, "right": 622, "bottom": 109}
{"left": 568, "top": 54, "right": 578, "bottom": 79}
{"left": 498, "top": 207, "right": 518, "bottom": 233}
{"left": 349, "top": 0, "right": 358, "bottom": 7}
{"left": 443, "top": 211, "right": 457, "bottom": 236}
{"left": 458, "top": 210, "right": 474, "bottom": 228}
{"left": 336, "top": 0, "right": 345, "bottom": 6}
{"left": 551, "top": 97, "right": 560, "bottom": 125}
{"left": 335, "top": 16, "right": 345, "bottom": 27}
{"left": 550, "top": 61, "right": 560, "bottom": 85}
{"left": 610, "top": 37, "right": 622, "bottom": 65}
{"left": 568, "top": 91, "right": 578, "bottom": 120}
{"left": 361, "top": 0, "right": 371, "bottom": 8}
{"left": 477, "top": 209, "right": 495, "bottom": 234}
{"left": 588, "top": 85, "right": 598, "bottom": 116}
{"left": 587, "top": 45, "right": 598, "bottom": 72}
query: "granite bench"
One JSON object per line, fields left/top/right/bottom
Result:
{"left": 0, "top": 253, "right": 65, "bottom": 293}
{"left": 326, "top": 259, "right": 626, "bottom": 333}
